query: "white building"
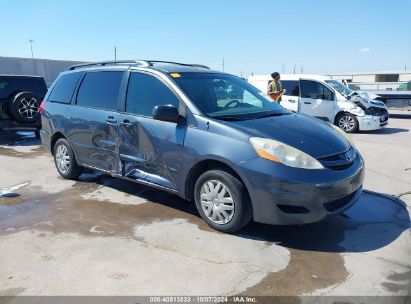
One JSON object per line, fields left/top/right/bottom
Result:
{"left": 329, "top": 70, "right": 411, "bottom": 91}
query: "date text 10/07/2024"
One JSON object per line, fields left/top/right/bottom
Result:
{"left": 149, "top": 296, "right": 258, "bottom": 303}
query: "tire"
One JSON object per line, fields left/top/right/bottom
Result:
{"left": 53, "top": 138, "right": 83, "bottom": 179}
{"left": 194, "top": 169, "right": 252, "bottom": 233}
{"left": 34, "top": 129, "right": 40, "bottom": 139}
{"left": 9, "top": 92, "right": 41, "bottom": 123}
{"left": 336, "top": 113, "right": 359, "bottom": 133}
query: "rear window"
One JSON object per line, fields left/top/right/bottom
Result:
{"left": 49, "top": 73, "right": 83, "bottom": 104}
{"left": 76, "top": 71, "right": 123, "bottom": 110}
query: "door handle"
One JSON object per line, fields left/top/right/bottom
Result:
{"left": 106, "top": 116, "right": 117, "bottom": 124}
{"left": 288, "top": 99, "right": 296, "bottom": 103}
{"left": 121, "top": 119, "right": 132, "bottom": 127}
{"left": 304, "top": 102, "right": 312, "bottom": 104}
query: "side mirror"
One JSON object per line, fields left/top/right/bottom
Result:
{"left": 152, "top": 105, "right": 182, "bottom": 124}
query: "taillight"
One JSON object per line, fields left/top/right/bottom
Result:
{"left": 39, "top": 100, "right": 46, "bottom": 113}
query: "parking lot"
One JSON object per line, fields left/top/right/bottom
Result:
{"left": 0, "top": 115, "right": 410, "bottom": 297}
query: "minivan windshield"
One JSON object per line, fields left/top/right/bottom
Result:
{"left": 325, "top": 80, "right": 354, "bottom": 97}
{"left": 173, "top": 73, "right": 289, "bottom": 120}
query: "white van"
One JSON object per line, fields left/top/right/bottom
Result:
{"left": 248, "top": 74, "right": 389, "bottom": 133}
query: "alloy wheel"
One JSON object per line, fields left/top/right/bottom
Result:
{"left": 18, "top": 97, "right": 39, "bottom": 119}
{"left": 339, "top": 115, "right": 355, "bottom": 132}
{"left": 55, "top": 145, "right": 71, "bottom": 174}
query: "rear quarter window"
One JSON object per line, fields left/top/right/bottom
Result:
{"left": 48, "top": 73, "right": 83, "bottom": 104}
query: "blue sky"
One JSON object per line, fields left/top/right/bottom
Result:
{"left": 0, "top": 0, "right": 410, "bottom": 76}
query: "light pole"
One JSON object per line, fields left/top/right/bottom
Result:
{"left": 29, "top": 39, "right": 36, "bottom": 75}
{"left": 29, "top": 40, "right": 34, "bottom": 59}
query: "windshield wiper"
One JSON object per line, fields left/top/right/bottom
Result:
{"left": 213, "top": 116, "right": 250, "bottom": 121}
{"left": 255, "top": 112, "right": 289, "bottom": 119}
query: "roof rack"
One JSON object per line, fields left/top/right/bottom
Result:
{"left": 67, "top": 60, "right": 210, "bottom": 71}
{"left": 67, "top": 60, "right": 150, "bottom": 70}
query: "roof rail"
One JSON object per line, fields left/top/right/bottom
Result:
{"left": 67, "top": 60, "right": 210, "bottom": 71}
{"left": 148, "top": 60, "right": 210, "bottom": 69}
{"left": 67, "top": 60, "right": 150, "bottom": 71}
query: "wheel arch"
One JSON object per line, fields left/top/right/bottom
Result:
{"left": 50, "top": 132, "right": 67, "bottom": 156}
{"left": 334, "top": 111, "right": 348, "bottom": 125}
{"left": 184, "top": 159, "right": 251, "bottom": 204}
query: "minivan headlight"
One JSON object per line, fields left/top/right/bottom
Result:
{"left": 249, "top": 137, "right": 324, "bottom": 170}
{"left": 331, "top": 124, "right": 356, "bottom": 147}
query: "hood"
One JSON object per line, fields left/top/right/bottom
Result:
{"left": 224, "top": 113, "right": 350, "bottom": 158}
{"left": 349, "top": 91, "right": 386, "bottom": 109}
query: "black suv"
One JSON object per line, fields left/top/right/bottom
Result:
{"left": 40, "top": 60, "right": 363, "bottom": 233}
{"left": 0, "top": 75, "right": 47, "bottom": 135}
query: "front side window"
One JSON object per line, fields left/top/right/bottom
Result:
{"left": 126, "top": 72, "right": 180, "bottom": 117}
{"left": 49, "top": 72, "right": 83, "bottom": 104}
{"left": 281, "top": 80, "right": 300, "bottom": 97}
{"left": 173, "top": 73, "right": 288, "bottom": 119}
{"left": 77, "top": 71, "right": 123, "bottom": 110}
{"left": 301, "top": 80, "right": 334, "bottom": 101}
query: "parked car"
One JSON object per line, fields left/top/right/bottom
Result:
{"left": 248, "top": 74, "right": 389, "bottom": 133}
{"left": 40, "top": 60, "right": 364, "bottom": 232}
{"left": 0, "top": 75, "right": 47, "bottom": 136}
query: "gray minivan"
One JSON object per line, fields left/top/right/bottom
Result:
{"left": 40, "top": 60, "right": 364, "bottom": 232}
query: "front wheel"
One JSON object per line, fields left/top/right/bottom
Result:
{"left": 194, "top": 169, "right": 252, "bottom": 233}
{"left": 53, "top": 138, "right": 83, "bottom": 179}
{"left": 336, "top": 113, "right": 359, "bottom": 133}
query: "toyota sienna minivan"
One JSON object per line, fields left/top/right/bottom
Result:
{"left": 40, "top": 60, "right": 364, "bottom": 232}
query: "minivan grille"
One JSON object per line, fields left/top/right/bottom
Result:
{"left": 365, "top": 107, "right": 388, "bottom": 116}
{"left": 317, "top": 147, "right": 356, "bottom": 170}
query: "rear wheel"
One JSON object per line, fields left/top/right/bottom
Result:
{"left": 194, "top": 169, "right": 252, "bottom": 233}
{"left": 336, "top": 113, "right": 359, "bottom": 133}
{"left": 9, "top": 92, "right": 41, "bottom": 123}
{"left": 53, "top": 138, "right": 83, "bottom": 179}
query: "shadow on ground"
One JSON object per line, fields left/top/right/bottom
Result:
{"left": 389, "top": 113, "right": 411, "bottom": 119}
{"left": 239, "top": 191, "right": 410, "bottom": 253}
{"left": 359, "top": 127, "right": 409, "bottom": 135}
{"left": 78, "top": 174, "right": 411, "bottom": 254}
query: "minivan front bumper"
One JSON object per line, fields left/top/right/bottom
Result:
{"left": 237, "top": 154, "right": 364, "bottom": 225}
{"left": 357, "top": 114, "right": 388, "bottom": 131}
